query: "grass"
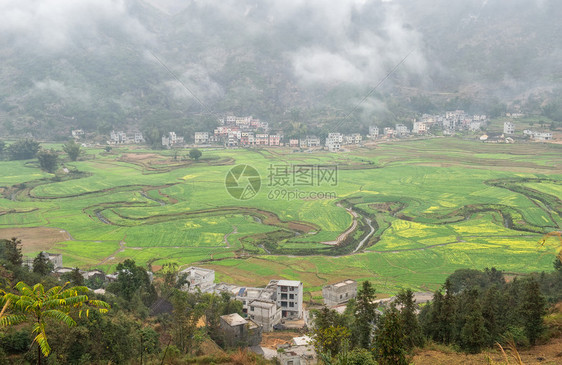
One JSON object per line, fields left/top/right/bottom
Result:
{"left": 0, "top": 138, "right": 561, "bottom": 294}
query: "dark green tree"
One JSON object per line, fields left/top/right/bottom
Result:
{"left": 520, "top": 278, "right": 546, "bottom": 345}
{"left": 36, "top": 149, "right": 58, "bottom": 173}
{"left": 189, "top": 148, "right": 202, "bottom": 161}
{"left": 4, "top": 237, "right": 23, "bottom": 267}
{"left": 0, "top": 140, "right": 5, "bottom": 157}
{"left": 458, "top": 289, "right": 488, "bottom": 353}
{"left": 374, "top": 306, "right": 408, "bottom": 365}
{"left": 61, "top": 268, "right": 85, "bottom": 286}
{"left": 170, "top": 290, "right": 201, "bottom": 354}
{"left": 108, "top": 259, "right": 157, "bottom": 307}
{"left": 8, "top": 139, "right": 40, "bottom": 160}
{"left": 441, "top": 279, "right": 456, "bottom": 344}
{"left": 63, "top": 140, "right": 81, "bottom": 161}
{"left": 353, "top": 281, "right": 378, "bottom": 349}
{"left": 32, "top": 253, "right": 54, "bottom": 275}
{"left": 395, "top": 289, "right": 424, "bottom": 350}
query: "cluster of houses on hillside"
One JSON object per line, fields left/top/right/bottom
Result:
{"left": 503, "top": 122, "right": 553, "bottom": 141}
{"left": 179, "top": 266, "right": 359, "bottom": 364}
{"left": 192, "top": 112, "right": 493, "bottom": 151}
{"left": 107, "top": 130, "right": 145, "bottom": 144}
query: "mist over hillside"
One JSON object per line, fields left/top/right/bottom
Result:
{"left": 0, "top": 0, "right": 560, "bottom": 139}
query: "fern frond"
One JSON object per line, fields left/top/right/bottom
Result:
{"left": 34, "top": 329, "right": 51, "bottom": 357}
{"left": 43, "top": 310, "right": 76, "bottom": 326}
{"left": 0, "top": 314, "right": 27, "bottom": 326}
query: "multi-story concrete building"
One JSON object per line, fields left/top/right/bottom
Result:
{"left": 256, "top": 134, "right": 269, "bottom": 146}
{"left": 248, "top": 299, "right": 282, "bottom": 332}
{"left": 395, "top": 124, "right": 409, "bottom": 136}
{"left": 368, "top": 126, "right": 379, "bottom": 138}
{"left": 412, "top": 121, "right": 427, "bottom": 134}
{"left": 322, "top": 279, "right": 358, "bottom": 307}
{"left": 269, "top": 134, "right": 281, "bottom": 146}
{"left": 503, "top": 122, "right": 515, "bottom": 134}
{"left": 194, "top": 132, "right": 209, "bottom": 144}
{"left": 275, "top": 280, "right": 303, "bottom": 319}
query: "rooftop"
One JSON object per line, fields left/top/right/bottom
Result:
{"left": 221, "top": 313, "right": 247, "bottom": 327}
{"left": 249, "top": 299, "right": 276, "bottom": 309}
{"left": 277, "top": 280, "right": 301, "bottom": 287}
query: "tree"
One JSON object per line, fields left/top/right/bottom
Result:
{"left": 520, "top": 278, "right": 546, "bottom": 345}
{"left": 0, "top": 140, "right": 5, "bottom": 157}
{"left": 104, "top": 146, "right": 112, "bottom": 152}
{"left": 4, "top": 237, "right": 23, "bottom": 267}
{"left": 353, "top": 280, "right": 378, "bottom": 348}
{"left": 32, "top": 253, "right": 54, "bottom": 276}
{"left": 61, "top": 268, "right": 85, "bottom": 286}
{"left": 374, "top": 306, "right": 408, "bottom": 365}
{"left": 170, "top": 290, "right": 201, "bottom": 354}
{"left": 395, "top": 289, "right": 424, "bottom": 350}
{"left": 312, "top": 325, "right": 351, "bottom": 359}
{"left": 37, "top": 149, "right": 59, "bottom": 173}
{"left": 8, "top": 139, "right": 40, "bottom": 160}
{"left": 63, "top": 140, "right": 81, "bottom": 161}
{"left": 0, "top": 281, "right": 109, "bottom": 363}
{"left": 458, "top": 289, "right": 488, "bottom": 353}
{"left": 189, "top": 148, "right": 202, "bottom": 161}
{"left": 108, "top": 259, "right": 156, "bottom": 307}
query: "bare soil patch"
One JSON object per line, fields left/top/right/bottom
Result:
{"left": 0, "top": 227, "right": 70, "bottom": 253}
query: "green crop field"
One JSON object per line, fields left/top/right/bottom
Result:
{"left": 0, "top": 138, "right": 561, "bottom": 295}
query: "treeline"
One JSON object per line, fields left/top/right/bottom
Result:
{"left": 0, "top": 139, "right": 83, "bottom": 174}
{"left": 311, "top": 263, "right": 562, "bottom": 365}
{"left": 0, "top": 238, "right": 267, "bottom": 364}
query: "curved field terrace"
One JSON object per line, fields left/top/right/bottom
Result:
{"left": 0, "top": 139, "right": 560, "bottom": 296}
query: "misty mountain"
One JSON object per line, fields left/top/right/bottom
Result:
{"left": 0, "top": 0, "right": 560, "bottom": 139}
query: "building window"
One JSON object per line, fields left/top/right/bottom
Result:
{"left": 289, "top": 302, "right": 294, "bottom": 308}
{"left": 250, "top": 306, "right": 254, "bottom": 312}
{"left": 281, "top": 301, "right": 287, "bottom": 308}
{"left": 289, "top": 294, "right": 294, "bottom": 299}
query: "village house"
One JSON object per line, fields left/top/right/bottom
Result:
{"left": 179, "top": 266, "right": 215, "bottom": 293}
{"left": 277, "top": 335, "right": 317, "bottom": 365}
{"left": 322, "top": 279, "right": 358, "bottom": 307}
{"left": 524, "top": 130, "right": 553, "bottom": 141}
{"left": 162, "top": 131, "right": 184, "bottom": 147}
{"left": 71, "top": 129, "right": 84, "bottom": 139}
{"left": 133, "top": 132, "right": 144, "bottom": 143}
{"left": 301, "top": 136, "right": 321, "bottom": 148}
{"left": 325, "top": 133, "right": 343, "bottom": 152}
{"left": 368, "top": 126, "right": 379, "bottom": 138}
{"left": 275, "top": 280, "right": 304, "bottom": 319}
{"left": 383, "top": 127, "right": 396, "bottom": 137}
{"left": 395, "top": 124, "right": 409, "bottom": 136}
{"left": 194, "top": 132, "right": 209, "bottom": 144}
{"left": 504, "top": 122, "right": 515, "bottom": 135}
{"left": 247, "top": 299, "right": 282, "bottom": 332}
{"left": 412, "top": 121, "right": 427, "bottom": 134}
{"left": 219, "top": 313, "right": 262, "bottom": 348}
{"left": 255, "top": 134, "right": 269, "bottom": 146}
{"left": 289, "top": 139, "right": 299, "bottom": 148}
{"left": 469, "top": 121, "right": 483, "bottom": 131}
{"left": 110, "top": 130, "right": 128, "bottom": 144}
{"left": 269, "top": 134, "right": 281, "bottom": 146}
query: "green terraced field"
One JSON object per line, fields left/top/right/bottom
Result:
{"left": 0, "top": 138, "right": 561, "bottom": 295}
